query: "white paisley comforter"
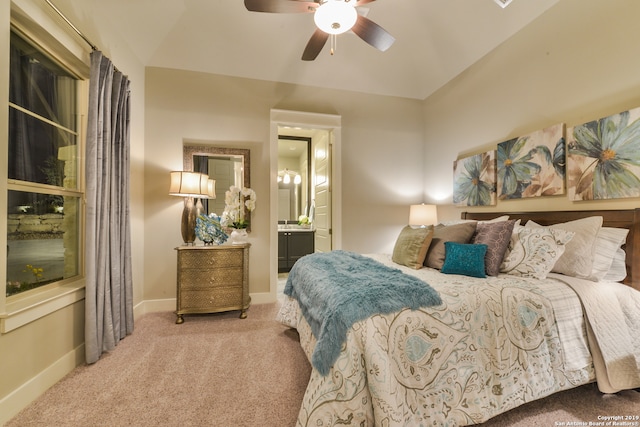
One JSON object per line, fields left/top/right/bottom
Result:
{"left": 277, "top": 253, "right": 618, "bottom": 427}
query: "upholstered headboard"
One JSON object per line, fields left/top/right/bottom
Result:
{"left": 461, "top": 209, "right": 640, "bottom": 291}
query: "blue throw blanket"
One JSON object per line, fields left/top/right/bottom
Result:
{"left": 284, "top": 250, "right": 442, "bottom": 376}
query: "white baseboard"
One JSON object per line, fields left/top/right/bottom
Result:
{"left": 133, "top": 297, "right": 176, "bottom": 318}
{"left": 249, "top": 292, "right": 277, "bottom": 305}
{"left": 0, "top": 343, "right": 85, "bottom": 426}
{"left": 132, "top": 292, "right": 277, "bottom": 318}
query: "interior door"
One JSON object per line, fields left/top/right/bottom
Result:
{"left": 312, "top": 131, "right": 332, "bottom": 253}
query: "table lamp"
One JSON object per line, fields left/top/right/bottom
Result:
{"left": 169, "top": 171, "right": 209, "bottom": 245}
{"left": 409, "top": 203, "right": 438, "bottom": 228}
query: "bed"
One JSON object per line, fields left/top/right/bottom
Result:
{"left": 277, "top": 209, "right": 640, "bottom": 426}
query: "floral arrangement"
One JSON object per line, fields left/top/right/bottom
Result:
{"left": 221, "top": 186, "right": 256, "bottom": 229}
{"left": 195, "top": 213, "right": 228, "bottom": 245}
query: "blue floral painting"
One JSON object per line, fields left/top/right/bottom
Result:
{"left": 453, "top": 151, "right": 496, "bottom": 206}
{"left": 497, "top": 123, "right": 565, "bottom": 200}
{"left": 567, "top": 107, "right": 640, "bottom": 200}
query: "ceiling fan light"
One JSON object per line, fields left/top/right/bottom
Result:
{"left": 314, "top": 1, "right": 358, "bottom": 35}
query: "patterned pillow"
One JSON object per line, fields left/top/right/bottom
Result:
{"left": 441, "top": 242, "right": 487, "bottom": 278}
{"left": 425, "top": 222, "right": 477, "bottom": 269}
{"left": 500, "top": 225, "right": 575, "bottom": 279}
{"left": 525, "top": 216, "right": 602, "bottom": 279}
{"left": 392, "top": 225, "right": 434, "bottom": 269}
{"left": 471, "top": 220, "right": 516, "bottom": 276}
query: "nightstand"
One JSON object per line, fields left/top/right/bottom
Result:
{"left": 174, "top": 243, "right": 250, "bottom": 324}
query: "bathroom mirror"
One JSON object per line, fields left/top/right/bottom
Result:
{"left": 183, "top": 145, "right": 251, "bottom": 230}
{"left": 278, "top": 135, "right": 311, "bottom": 223}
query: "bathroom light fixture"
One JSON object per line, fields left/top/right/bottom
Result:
{"left": 409, "top": 203, "right": 438, "bottom": 228}
{"left": 169, "top": 171, "right": 209, "bottom": 245}
{"left": 278, "top": 168, "right": 301, "bottom": 185}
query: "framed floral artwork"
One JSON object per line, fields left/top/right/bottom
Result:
{"left": 453, "top": 151, "right": 496, "bottom": 206}
{"left": 567, "top": 107, "right": 640, "bottom": 200}
{"left": 497, "top": 123, "right": 566, "bottom": 200}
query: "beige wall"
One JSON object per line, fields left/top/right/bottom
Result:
{"left": 144, "top": 67, "right": 425, "bottom": 301}
{"left": 423, "top": 0, "right": 640, "bottom": 222}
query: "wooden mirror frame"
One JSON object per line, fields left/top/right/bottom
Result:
{"left": 183, "top": 145, "right": 251, "bottom": 231}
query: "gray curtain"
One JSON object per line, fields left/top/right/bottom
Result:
{"left": 85, "top": 51, "right": 133, "bottom": 364}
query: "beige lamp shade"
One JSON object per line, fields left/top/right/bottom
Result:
{"left": 409, "top": 204, "right": 438, "bottom": 227}
{"left": 199, "top": 173, "right": 209, "bottom": 196}
{"left": 205, "top": 179, "right": 216, "bottom": 199}
{"left": 169, "top": 171, "right": 208, "bottom": 197}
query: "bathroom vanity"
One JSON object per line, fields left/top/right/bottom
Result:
{"left": 278, "top": 227, "right": 315, "bottom": 273}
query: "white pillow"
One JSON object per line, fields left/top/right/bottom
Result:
{"left": 500, "top": 225, "right": 575, "bottom": 279}
{"left": 525, "top": 216, "right": 603, "bottom": 280}
{"left": 589, "top": 227, "right": 629, "bottom": 281}
{"left": 603, "top": 248, "right": 628, "bottom": 282}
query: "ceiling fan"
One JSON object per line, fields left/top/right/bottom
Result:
{"left": 244, "top": 0, "right": 395, "bottom": 61}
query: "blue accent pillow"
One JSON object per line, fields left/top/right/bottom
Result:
{"left": 441, "top": 242, "right": 488, "bottom": 278}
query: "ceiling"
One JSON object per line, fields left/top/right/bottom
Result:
{"left": 62, "top": 0, "right": 559, "bottom": 100}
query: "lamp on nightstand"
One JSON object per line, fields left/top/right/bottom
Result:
{"left": 198, "top": 178, "right": 216, "bottom": 217}
{"left": 409, "top": 203, "right": 438, "bottom": 228}
{"left": 206, "top": 179, "right": 216, "bottom": 199}
{"left": 169, "top": 171, "right": 209, "bottom": 245}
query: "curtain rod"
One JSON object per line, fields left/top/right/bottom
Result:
{"left": 45, "top": 0, "right": 97, "bottom": 51}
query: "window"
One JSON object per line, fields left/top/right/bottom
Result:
{"left": 6, "top": 30, "right": 83, "bottom": 297}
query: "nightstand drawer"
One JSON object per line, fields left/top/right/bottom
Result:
{"left": 178, "top": 249, "right": 244, "bottom": 269}
{"left": 179, "top": 267, "right": 243, "bottom": 289}
{"left": 178, "top": 287, "right": 244, "bottom": 311}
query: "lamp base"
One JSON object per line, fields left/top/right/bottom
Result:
{"left": 181, "top": 197, "right": 197, "bottom": 245}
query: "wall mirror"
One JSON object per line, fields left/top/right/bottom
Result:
{"left": 278, "top": 135, "right": 311, "bottom": 223}
{"left": 183, "top": 145, "right": 251, "bottom": 230}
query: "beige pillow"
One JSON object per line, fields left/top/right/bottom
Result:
{"left": 425, "top": 222, "right": 477, "bottom": 269}
{"left": 526, "top": 216, "right": 603, "bottom": 279}
{"left": 392, "top": 225, "right": 434, "bottom": 269}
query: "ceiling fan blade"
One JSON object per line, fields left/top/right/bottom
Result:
{"left": 355, "top": 0, "right": 376, "bottom": 5}
{"left": 302, "top": 29, "right": 329, "bottom": 61}
{"left": 351, "top": 15, "right": 395, "bottom": 52}
{"left": 244, "top": 0, "right": 317, "bottom": 13}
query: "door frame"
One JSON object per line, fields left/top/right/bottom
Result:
{"left": 269, "top": 109, "right": 342, "bottom": 301}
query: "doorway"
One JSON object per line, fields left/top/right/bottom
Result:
{"left": 269, "top": 109, "right": 342, "bottom": 302}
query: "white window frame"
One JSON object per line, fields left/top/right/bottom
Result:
{"left": 1, "top": 2, "right": 90, "bottom": 333}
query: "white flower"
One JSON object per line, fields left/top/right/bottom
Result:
{"left": 221, "top": 185, "right": 256, "bottom": 229}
